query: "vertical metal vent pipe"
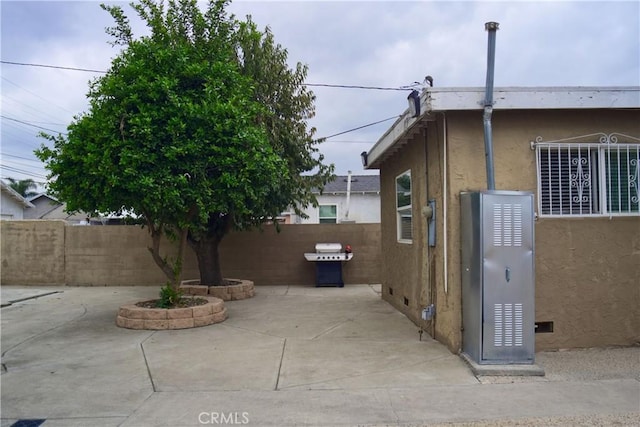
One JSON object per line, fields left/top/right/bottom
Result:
{"left": 483, "top": 22, "right": 499, "bottom": 190}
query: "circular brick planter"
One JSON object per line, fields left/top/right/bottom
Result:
{"left": 180, "top": 278, "right": 255, "bottom": 301}
{"left": 116, "top": 296, "right": 226, "bottom": 330}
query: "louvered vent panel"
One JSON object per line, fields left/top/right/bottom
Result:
{"left": 504, "top": 303, "right": 513, "bottom": 346}
{"left": 492, "top": 203, "right": 524, "bottom": 247}
{"left": 494, "top": 304, "right": 503, "bottom": 347}
{"left": 515, "top": 304, "right": 524, "bottom": 346}
{"left": 513, "top": 205, "right": 523, "bottom": 246}
{"left": 493, "top": 205, "right": 502, "bottom": 246}
{"left": 493, "top": 303, "right": 525, "bottom": 348}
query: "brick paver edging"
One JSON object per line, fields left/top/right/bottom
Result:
{"left": 180, "top": 278, "right": 255, "bottom": 301}
{"left": 116, "top": 296, "right": 227, "bottom": 330}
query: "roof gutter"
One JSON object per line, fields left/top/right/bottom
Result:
{"left": 483, "top": 21, "right": 499, "bottom": 190}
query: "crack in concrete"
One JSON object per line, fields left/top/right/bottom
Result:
{"left": 274, "top": 338, "right": 287, "bottom": 391}
{"left": 140, "top": 332, "right": 158, "bottom": 392}
{"left": 1, "top": 291, "right": 63, "bottom": 308}
{"left": 1, "top": 304, "right": 88, "bottom": 359}
{"left": 277, "top": 354, "right": 456, "bottom": 390}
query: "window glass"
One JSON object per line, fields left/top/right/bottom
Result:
{"left": 536, "top": 140, "right": 639, "bottom": 216}
{"left": 319, "top": 204, "right": 337, "bottom": 223}
{"left": 396, "top": 171, "right": 412, "bottom": 241}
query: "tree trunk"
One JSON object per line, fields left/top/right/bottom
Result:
{"left": 148, "top": 225, "right": 176, "bottom": 283}
{"left": 147, "top": 222, "right": 189, "bottom": 290}
{"left": 188, "top": 213, "right": 233, "bottom": 286}
{"left": 193, "top": 235, "right": 224, "bottom": 286}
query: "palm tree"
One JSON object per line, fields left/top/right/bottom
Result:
{"left": 5, "top": 178, "right": 38, "bottom": 198}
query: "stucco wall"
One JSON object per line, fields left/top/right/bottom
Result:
{"left": 379, "top": 128, "right": 432, "bottom": 335}
{"left": 446, "top": 109, "right": 639, "bottom": 351}
{"left": 1, "top": 220, "right": 66, "bottom": 284}
{"left": 378, "top": 108, "right": 639, "bottom": 352}
{"left": 535, "top": 217, "right": 640, "bottom": 349}
{"left": 1, "top": 222, "right": 381, "bottom": 287}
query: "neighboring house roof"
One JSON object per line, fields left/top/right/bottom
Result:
{"left": 27, "top": 193, "right": 60, "bottom": 204}
{"left": 0, "top": 181, "right": 35, "bottom": 208}
{"left": 366, "top": 86, "right": 640, "bottom": 169}
{"left": 25, "top": 193, "right": 63, "bottom": 219}
{"left": 317, "top": 175, "right": 380, "bottom": 194}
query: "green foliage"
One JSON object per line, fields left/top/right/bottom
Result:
{"left": 157, "top": 282, "right": 183, "bottom": 308}
{"left": 5, "top": 178, "right": 38, "bottom": 198}
{"left": 235, "top": 18, "right": 334, "bottom": 220}
{"left": 36, "top": 0, "right": 334, "bottom": 287}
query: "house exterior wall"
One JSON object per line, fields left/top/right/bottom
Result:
{"left": 379, "top": 128, "right": 432, "bottom": 335}
{"left": 378, "top": 108, "right": 640, "bottom": 352}
{"left": 299, "top": 193, "right": 381, "bottom": 224}
{"left": 24, "top": 197, "right": 62, "bottom": 219}
{"left": 1, "top": 222, "right": 381, "bottom": 287}
{"left": 1, "top": 193, "right": 27, "bottom": 220}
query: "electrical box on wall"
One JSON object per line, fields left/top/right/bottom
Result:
{"left": 460, "top": 191, "right": 535, "bottom": 364}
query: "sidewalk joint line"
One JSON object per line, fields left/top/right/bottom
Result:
{"left": 274, "top": 338, "right": 287, "bottom": 391}
{"left": 1, "top": 291, "right": 63, "bottom": 308}
{"left": 140, "top": 334, "right": 157, "bottom": 392}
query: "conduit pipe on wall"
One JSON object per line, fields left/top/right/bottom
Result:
{"left": 483, "top": 21, "right": 499, "bottom": 190}
{"left": 443, "top": 113, "right": 449, "bottom": 294}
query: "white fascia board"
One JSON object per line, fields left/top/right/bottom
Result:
{"left": 365, "top": 86, "right": 639, "bottom": 169}
{"left": 365, "top": 107, "right": 421, "bottom": 170}
{"left": 0, "top": 182, "right": 35, "bottom": 208}
{"left": 427, "top": 86, "right": 640, "bottom": 110}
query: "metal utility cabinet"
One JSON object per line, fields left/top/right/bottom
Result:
{"left": 461, "top": 191, "right": 535, "bottom": 364}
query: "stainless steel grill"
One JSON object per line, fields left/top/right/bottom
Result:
{"left": 304, "top": 243, "right": 353, "bottom": 261}
{"left": 304, "top": 243, "right": 353, "bottom": 287}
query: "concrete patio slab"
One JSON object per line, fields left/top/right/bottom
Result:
{"left": 1, "top": 285, "right": 638, "bottom": 426}
{"left": 142, "top": 325, "right": 285, "bottom": 391}
{"left": 278, "top": 338, "right": 476, "bottom": 390}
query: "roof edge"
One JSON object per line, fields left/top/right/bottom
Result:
{"left": 365, "top": 86, "right": 640, "bottom": 169}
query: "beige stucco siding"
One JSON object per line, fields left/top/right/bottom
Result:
{"left": 536, "top": 217, "right": 639, "bottom": 349}
{"left": 379, "top": 108, "right": 639, "bottom": 353}
{"left": 379, "top": 129, "right": 431, "bottom": 333}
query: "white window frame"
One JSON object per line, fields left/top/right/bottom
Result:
{"left": 532, "top": 132, "right": 640, "bottom": 218}
{"left": 396, "top": 170, "right": 412, "bottom": 243}
{"left": 318, "top": 204, "right": 338, "bottom": 223}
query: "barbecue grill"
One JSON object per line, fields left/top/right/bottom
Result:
{"left": 304, "top": 243, "right": 353, "bottom": 287}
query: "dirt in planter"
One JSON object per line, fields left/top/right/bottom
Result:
{"left": 211, "top": 279, "right": 242, "bottom": 286}
{"left": 135, "top": 297, "right": 209, "bottom": 309}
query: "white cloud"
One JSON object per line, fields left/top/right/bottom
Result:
{"left": 1, "top": 0, "right": 638, "bottom": 183}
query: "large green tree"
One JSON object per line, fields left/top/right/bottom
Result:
{"left": 37, "top": 0, "right": 291, "bottom": 288}
{"left": 187, "top": 17, "right": 334, "bottom": 284}
{"left": 38, "top": 0, "right": 333, "bottom": 288}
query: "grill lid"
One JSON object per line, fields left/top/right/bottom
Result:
{"left": 315, "top": 243, "right": 342, "bottom": 253}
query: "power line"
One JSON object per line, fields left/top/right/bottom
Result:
{"left": 319, "top": 116, "right": 399, "bottom": 140}
{"left": 2, "top": 93, "right": 69, "bottom": 125}
{"left": 306, "top": 83, "right": 410, "bottom": 91}
{"left": 1, "top": 115, "right": 68, "bottom": 135}
{"left": 1, "top": 153, "right": 43, "bottom": 163}
{"left": 1, "top": 61, "right": 414, "bottom": 91}
{"left": 0, "top": 163, "right": 48, "bottom": 180}
{"left": 1, "top": 60, "right": 106, "bottom": 74}
{"left": 2, "top": 77, "right": 78, "bottom": 115}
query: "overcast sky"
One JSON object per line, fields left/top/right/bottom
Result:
{"left": 1, "top": 0, "right": 639, "bottom": 188}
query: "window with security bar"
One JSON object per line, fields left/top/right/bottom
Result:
{"left": 533, "top": 133, "right": 640, "bottom": 217}
{"left": 396, "top": 170, "right": 412, "bottom": 242}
